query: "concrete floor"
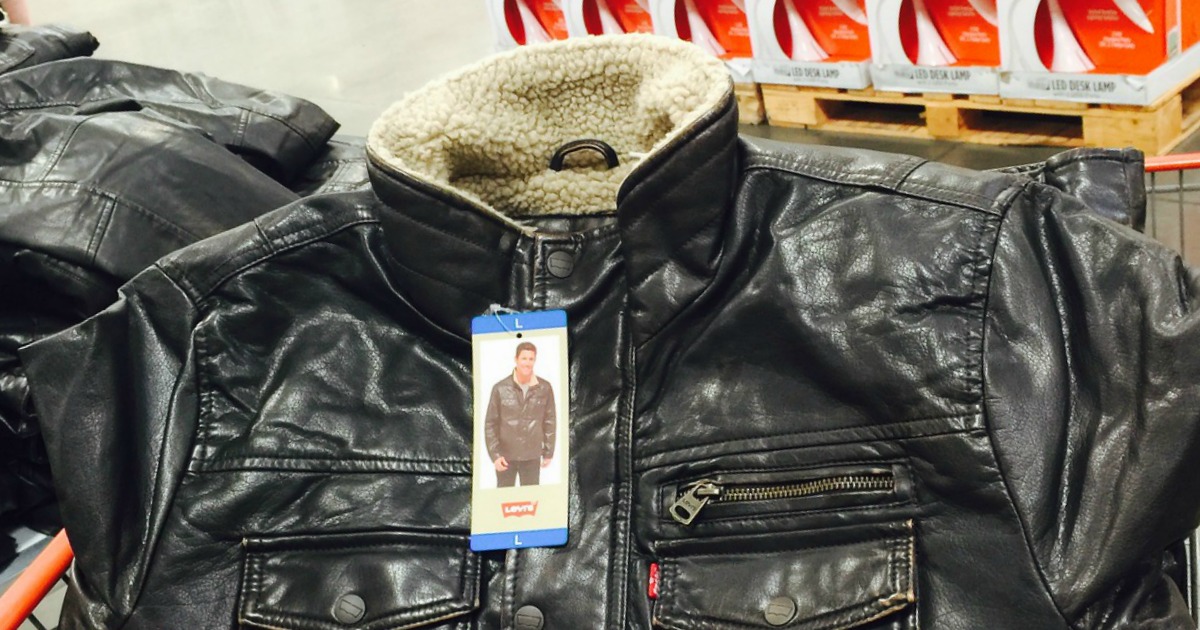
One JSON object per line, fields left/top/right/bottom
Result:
{"left": 5, "top": 2, "right": 1200, "bottom": 627}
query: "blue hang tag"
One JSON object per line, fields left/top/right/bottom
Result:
{"left": 469, "top": 309, "right": 569, "bottom": 552}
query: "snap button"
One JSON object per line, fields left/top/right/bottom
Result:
{"left": 514, "top": 604, "right": 545, "bottom": 630}
{"left": 764, "top": 596, "right": 797, "bottom": 626}
{"left": 545, "top": 250, "right": 575, "bottom": 278}
{"left": 332, "top": 593, "right": 366, "bottom": 624}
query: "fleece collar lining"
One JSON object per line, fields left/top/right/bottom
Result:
{"left": 366, "top": 35, "right": 732, "bottom": 224}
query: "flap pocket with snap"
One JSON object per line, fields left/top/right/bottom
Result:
{"left": 654, "top": 521, "right": 915, "bottom": 630}
{"left": 239, "top": 530, "right": 479, "bottom": 630}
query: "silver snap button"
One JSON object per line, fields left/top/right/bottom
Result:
{"left": 546, "top": 250, "right": 575, "bottom": 278}
{"left": 332, "top": 593, "right": 366, "bottom": 625}
{"left": 764, "top": 596, "right": 797, "bottom": 626}
{"left": 514, "top": 604, "right": 545, "bottom": 630}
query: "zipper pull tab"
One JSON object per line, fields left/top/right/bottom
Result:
{"left": 668, "top": 480, "right": 721, "bottom": 525}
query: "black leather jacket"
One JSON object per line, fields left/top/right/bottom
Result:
{"left": 0, "top": 53, "right": 341, "bottom": 534}
{"left": 22, "top": 36, "right": 1200, "bottom": 629}
{"left": 486, "top": 374, "right": 557, "bottom": 462}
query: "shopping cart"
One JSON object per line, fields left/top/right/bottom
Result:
{"left": 2, "top": 152, "right": 1200, "bottom": 630}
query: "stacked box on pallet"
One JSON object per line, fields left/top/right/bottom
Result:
{"left": 866, "top": 0, "right": 1003, "bottom": 93}
{"left": 486, "top": 0, "right": 571, "bottom": 49}
{"left": 648, "top": 0, "right": 766, "bottom": 122}
{"left": 744, "top": 0, "right": 873, "bottom": 89}
{"left": 564, "top": 0, "right": 656, "bottom": 36}
{"left": 998, "top": 0, "right": 1200, "bottom": 105}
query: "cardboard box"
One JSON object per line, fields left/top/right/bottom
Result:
{"left": 999, "top": 0, "right": 1193, "bottom": 103}
{"left": 565, "top": 0, "right": 656, "bottom": 36}
{"left": 487, "top": 0, "right": 572, "bottom": 49}
{"left": 650, "top": 0, "right": 756, "bottom": 83}
{"left": 1184, "top": 0, "right": 1197, "bottom": 49}
{"left": 746, "top": 0, "right": 873, "bottom": 89}
{"left": 867, "top": 0, "right": 1002, "bottom": 93}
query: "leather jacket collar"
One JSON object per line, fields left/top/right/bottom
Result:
{"left": 364, "top": 36, "right": 739, "bottom": 341}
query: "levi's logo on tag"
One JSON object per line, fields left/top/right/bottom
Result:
{"left": 469, "top": 309, "right": 569, "bottom": 552}
{"left": 502, "top": 501, "right": 539, "bottom": 517}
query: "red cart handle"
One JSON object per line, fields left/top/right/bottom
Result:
{"left": 0, "top": 530, "right": 74, "bottom": 630}
{"left": 1145, "top": 152, "right": 1200, "bottom": 173}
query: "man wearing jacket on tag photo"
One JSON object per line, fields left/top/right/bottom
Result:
{"left": 485, "top": 341, "right": 556, "bottom": 487}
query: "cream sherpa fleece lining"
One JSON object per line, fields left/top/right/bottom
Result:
{"left": 367, "top": 35, "right": 731, "bottom": 221}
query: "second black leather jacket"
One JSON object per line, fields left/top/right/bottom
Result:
{"left": 23, "top": 36, "right": 1200, "bottom": 629}
{"left": 0, "top": 53, "right": 341, "bottom": 534}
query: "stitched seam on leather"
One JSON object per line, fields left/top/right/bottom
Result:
{"left": 665, "top": 499, "right": 913, "bottom": 526}
{"left": 252, "top": 220, "right": 276, "bottom": 255}
{"left": 202, "top": 453, "right": 471, "bottom": 464}
{"left": 0, "top": 178, "right": 204, "bottom": 244}
{"left": 35, "top": 114, "right": 86, "bottom": 181}
{"left": 636, "top": 410, "right": 980, "bottom": 461}
{"left": 382, "top": 245, "right": 503, "bottom": 304}
{"left": 744, "top": 161, "right": 1005, "bottom": 215}
{"left": 620, "top": 132, "right": 733, "bottom": 237}
{"left": 892, "top": 156, "right": 931, "bottom": 190}
{"left": 246, "top": 598, "right": 468, "bottom": 630}
{"left": 84, "top": 195, "right": 116, "bottom": 264}
{"left": 246, "top": 540, "right": 467, "bottom": 553}
{"left": 658, "top": 536, "right": 910, "bottom": 629}
{"left": 388, "top": 202, "right": 499, "bottom": 253}
{"left": 628, "top": 204, "right": 725, "bottom": 292}
{"left": 959, "top": 203, "right": 998, "bottom": 403}
{"left": 184, "top": 73, "right": 327, "bottom": 152}
{"left": 660, "top": 534, "right": 908, "bottom": 558}
{"left": 235, "top": 107, "right": 250, "bottom": 151}
{"left": 747, "top": 151, "right": 925, "bottom": 190}
{"left": 192, "top": 322, "right": 217, "bottom": 467}
{"left": 192, "top": 217, "right": 378, "bottom": 303}
{"left": 118, "top": 267, "right": 202, "bottom": 630}
{"left": 196, "top": 457, "right": 472, "bottom": 475}
{"left": 977, "top": 180, "right": 1076, "bottom": 627}
{"left": 610, "top": 322, "right": 638, "bottom": 627}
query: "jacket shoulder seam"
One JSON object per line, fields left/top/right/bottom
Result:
{"left": 977, "top": 179, "right": 1076, "bottom": 626}
{"left": 191, "top": 213, "right": 378, "bottom": 304}
{"left": 196, "top": 216, "right": 376, "bottom": 304}
{"left": 744, "top": 159, "right": 1012, "bottom": 215}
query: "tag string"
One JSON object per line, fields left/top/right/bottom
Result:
{"left": 485, "top": 304, "right": 520, "bottom": 335}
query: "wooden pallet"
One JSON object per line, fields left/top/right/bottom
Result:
{"left": 759, "top": 66, "right": 1200, "bottom": 155}
{"left": 735, "top": 83, "right": 766, "bottom": 126}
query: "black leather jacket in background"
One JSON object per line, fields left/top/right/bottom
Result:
{"left": 21, "top": 36, "right": 1200, "bottom": 629}
{"left": 0, "top": 51, "right": 343, "bottom": 536}
{"left": 0, "top": 24, "right": 97, "bottom": 75}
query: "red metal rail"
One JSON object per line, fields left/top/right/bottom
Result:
{"left": 0, "top": 530, "right": 73, "bottom": 630}
{"left": 1146, "top": 152, "right": 1200, "bottom": 172}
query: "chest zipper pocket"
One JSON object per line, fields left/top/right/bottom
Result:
{"left": 665, "top": 464, "right": 909, "bottom": 527}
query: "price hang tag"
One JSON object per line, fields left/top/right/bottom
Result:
{"left": 470, "top": 309, "right": 569, "bottom": 551}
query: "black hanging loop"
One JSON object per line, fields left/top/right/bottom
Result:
{"left": 549, "top": 139, "right": 620, "bottom": 171}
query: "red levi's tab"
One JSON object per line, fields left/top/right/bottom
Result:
{"left": 648, "top": 563, "right": 660, "bottom": 600}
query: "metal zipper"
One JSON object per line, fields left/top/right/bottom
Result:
{"left": 667, "top": 472, "right": 895, "bottom": 526}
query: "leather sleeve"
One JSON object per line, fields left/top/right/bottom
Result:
{"left": 983, "top": 180, "right": 1200, "bottom": 625}
{"left": 485, "top": 384, "right": 501, "bottom": 462}
{"left": 542, "top": 382, "right": 556, "bottom": 460}
{"left": 19, "top": 265, "right": 200, "bottom": 629}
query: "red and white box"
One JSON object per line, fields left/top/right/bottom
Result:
{"left": 487, "top": 0, "right": 572, "bottom": 49}
{"left": 746, "top": 0, "right": 873, "bottom": 88}
{"left": 565, "top": 0, "right": 657, "bottom": 35}
{"left": 650, "top": 0, "right": 757, "bottom": 83}
{"left": 999, "top": 0, "right": 1200, "bottom": 104}
{"left": 867, "top": 0, "right": 1003, "bottom": 93}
